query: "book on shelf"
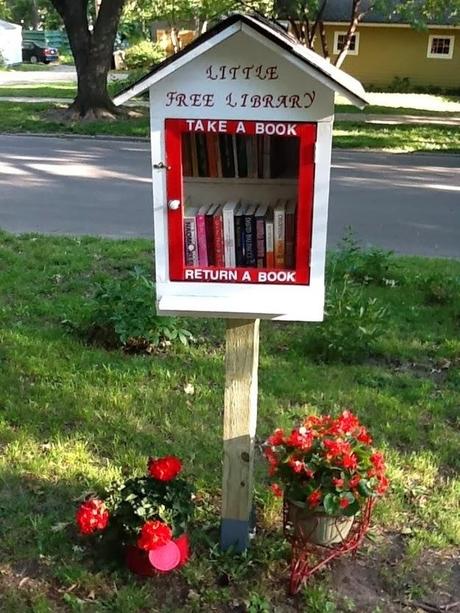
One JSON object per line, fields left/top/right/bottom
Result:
{"left": 181, "top": 199, "right": 298, "bottom": 272}
{"left": 205, "top": 203, "right": 219, "bottom": 266}
{"left": 255, "top": 204, "right": 268, "bottom": 268}
{"left": 285, "top": 199, "right": 297, "bottom": 269}
{"left": 243, "top": 203, "right": 258, "bottom": 267}
{"left": 265, "top": 211, "right": 275, "bottom": 268}
{"left": 274, "top": 199, "right": 286, "bottom": 269}
{"left": 184, "top": 206, "right": 199, "bottom": 266}
{"left": 222, "top": 201, "right": 240, "bottom": 268}
{"left": 182, "top": 133, "right": 299, "bottom": 180}
{"left": 234, "top": 204, "right": 246, "bottom": 267}
{"left": 196, "top": 204, "right": 211, "bottom": 266}
{"left": 212, "top": 204, "right": 225, "bottom": 267}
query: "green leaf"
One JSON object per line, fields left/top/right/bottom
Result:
{"left": 323, "top": 493, "right": 339, "bottom": 515}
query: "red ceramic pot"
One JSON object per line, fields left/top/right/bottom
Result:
{"left": 125, "top": 534, "right": 190, "bottom": 576}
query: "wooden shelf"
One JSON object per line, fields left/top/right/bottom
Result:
{"left": 184, "top": 177, "right": 297, "bottom": 185}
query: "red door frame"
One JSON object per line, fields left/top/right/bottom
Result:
{"left": 165, "top": 118, "right": 316, "bottom": 286}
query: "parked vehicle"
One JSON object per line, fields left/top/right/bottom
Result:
{"left": 22, "top": 41, "right": 59, "bottom": 64}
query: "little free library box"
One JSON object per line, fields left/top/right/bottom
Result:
{"left": 115, "top": 13, "right": 368, "bottom": 322}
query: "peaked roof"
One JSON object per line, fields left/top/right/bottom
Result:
{"left": 113, "top": 13, "right": 368, "bottom": 109}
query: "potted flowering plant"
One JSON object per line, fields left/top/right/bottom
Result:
{"left": 75, "top": 455, "right": 194, "bottom": 575}
{"left": 264, "top": 411, "right": 389, "bottom": 546}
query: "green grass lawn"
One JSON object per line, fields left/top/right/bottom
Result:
{"left": 0, "top": 82, "right": 77, "bottom": 99}
{"left": 0, "top": 231, "right": 459, "bottom": 612}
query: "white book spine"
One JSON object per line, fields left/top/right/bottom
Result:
{"left": 184, "top": 215, "right": 198, "bottom": 266}
{"left": 266, "top": 221, "right": 274, "bottom": 252}
{"left": 223, "top": 206, "right": 237, "bottom": 267}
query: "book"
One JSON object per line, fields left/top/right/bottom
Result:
{"left": 255, "top": 204, "right": 268, "bottom": 268}
{"left": 265, "top": 211, "right": 275, "bottom": 268}
{"left": 196, "top": 204, "right": 210, "bottom": 266}
{"left": 232, "top": 135, "right": 239, "bottom": 179}
{"left": 222, "top": 201, "right": 239, "bottom": 267}
{"left": 246, "top": 136, "right": 258, "bottom": 179}
{"left": 274, "top": 199, "right": 286, "bottom": 269}
{"left": 285, "top": 199, "right": 297, "bottom": 269}
{"left": 205, "top": 203, "right": 219, "bottom": 266}
{"left": 206, "top": 133, "right": 219, "bottom": 178}
{"left": 181, "top": 133, "right": 192, "bottom": 177}
{"left": 235, "top": 135, "right": 248, "bottom": 178}
{"left": 183, "top": 206, "right": 199, "bottom": 266}
{"left": 212, "top": 205, "right": 225, "bottom": 267}
{"left": 243, "top": 203, "right": 258, "bottom": 267}
{"left": 195, "top": 133, "right": 208, "bottom": 177}
{"left": 234, "top": 204, "right": 246, "bottom": 267}
{"left": 219, "top": 134, "right": 235, "bottom": 177}
{"left": 263, "top": 135, "right": 271, "bottom": 179}
{"left": 270, "top": 136, "right": 299, "bottom": 179}
{"left": 190, "top": 133, "right": 199, "bottom": 177}
{"left": 257, "top": 135, "right": 264, "bottom": 179}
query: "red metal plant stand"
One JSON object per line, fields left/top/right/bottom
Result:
{"left": 283, "top": 499, "right": 374, "bottom": 595}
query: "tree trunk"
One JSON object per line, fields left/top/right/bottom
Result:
{"left": 50, "top": 0, "right": 125, "bottom": 119}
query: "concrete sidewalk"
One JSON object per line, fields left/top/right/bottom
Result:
{"left": 1, "top": 96, "right": 459, "bottom": 125}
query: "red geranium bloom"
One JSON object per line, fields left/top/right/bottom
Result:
{"left": 148, "top": 456, "right": 182, "bottom": 481}
{"left": 286, "top": 427, "right": 313, "bottom": 450}
{"left": 356, "top": 426, "right": 373, "bottom": 445}
{"left": 377, "top": 475, "right": 389, "bottom": 495}
{"left": 76, "top": 499, "right": 109, "bottom": 535}
{"left": 342, "top": 453, "right": 358, "bottom": 470}
{"left": 307, "top": 489, "right": 322, "bottom": 508}
{"left": 339, "top": 497, "right": 350, "bottom": 509}
{"left": 332, "top": 477, "right": 344, "bottom": 488}
{"left": 137, "top": 520, "right": 172, "bottom": 551}
{"left": 349, "top": 474, "right": 361, "bottom": 489}
{"left": 337, "top": 410, "right": 360, "bottom": 433}
{"left": 267, "top": 428, "right": 285, "bottom": 446}
{"left": 288, "top": 458, "right": 304, "bottom": 473}
{"left": 270, "top": 483, "right": 283, "bottom": 498}
{"left": 370, "top": 452, "right": 385, "bottom": 473}
{"left": 305, "top": 467, "right": 315, "bottom": 479}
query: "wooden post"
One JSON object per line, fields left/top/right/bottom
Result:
{"left": 221, "top": 318, "right": 260, "bottom": 552}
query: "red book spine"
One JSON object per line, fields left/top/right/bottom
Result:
{"left": 196, "top": 214, "right": 208, "bottom": 266}
{"left": 213, "top": 213, "right": 225, "bottom": 267}
{"left": 206, "top": 134, "right": 218, "bottom": 178}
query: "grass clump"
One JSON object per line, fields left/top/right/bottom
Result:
{"left": 74, "top": 266, "right": 193, "bottom": 351}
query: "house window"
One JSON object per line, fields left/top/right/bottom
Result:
{"left": 333, "top": 31, "right": 360, "bottom": 56}
{"left": 427, "top": 35, "right": 455, "bottom": 59}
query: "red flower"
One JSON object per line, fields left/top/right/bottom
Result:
{"left": 342, "top": 453, "right": 358, "bottom": 470}
{"left": 148, "top": 456, "right": 182, "bottom": 481}
{"left": 270, "top": 483, "right": 283, "bottom": 498}
{"left": 305, "top": 467, "right": 315, "bottom": 479}
{"left": 339, "top": 497, "right": 350, "bottom": 509}
{"left": 286, "top": 427, "right": 313, "bottom": 450}
{"left": 356, "top": 426, "right": 373, "bottom": 445}
{"left": 332, "top": 477, "right": 344, "bottom": 488}
{"left": 377, "top": 475, "right": 389, "bottom": 495}
{"left": 288, "top": 458, "right": 304, "bottom": 473}
{"left": 76, "top": 499, "right": 109, "bottom": 535}
{"left": 267, "top": 428, "right": 285, "bottom": 446}
{"left": 337, "top": 410, "right": 360, "bottom": 433}
{"left": 349, "top": 474, "right": 361, "bottom": 489}
{"left": 370, "top": 452, "right": 385, "bottom": 474}
{"left": 137, "top": 520, "right": 172, "bottom": 551}
{"left": 307, "top": 489, "right": 322, "bottom": 508}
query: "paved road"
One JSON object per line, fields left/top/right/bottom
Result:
{"left": 0, "top": 134, "right": 459, "bottom": 257}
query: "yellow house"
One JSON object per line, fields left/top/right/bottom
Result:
{"left": 314, "top": 2, "right": 459, "bottom": 90}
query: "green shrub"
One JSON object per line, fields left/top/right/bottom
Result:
{"left": 81, "top": 267, "right": 192, "bottom": 350}
{"left": 123, "top": 40, "right": 165, "bottom": 70}
{"left": 419, "top": 274, "right": 460, "bottom": 306}
{"left": 0, "top": 50, "right": 5, "bottom": 70}
{"left": 309, "top": 276, "right": 388, "bottom": 363}
{"left": 329, "top": 230, "right": 398, "bottom": 287}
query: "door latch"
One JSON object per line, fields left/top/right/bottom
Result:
{"left": 153, "top": 162, "right": 171, "bottom": 170}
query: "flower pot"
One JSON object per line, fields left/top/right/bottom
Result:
{"left": 125, "top": 534, "right": 190, "bottom": 576}
{"left": 288, "top": 502, "right": 354, "bottom": 546}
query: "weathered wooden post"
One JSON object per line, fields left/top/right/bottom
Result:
{"left": 221, "top": 319, "right": 260, "bottom": 551}
{"left": 113, "top": 12, "right": 368, "bottom": 553}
